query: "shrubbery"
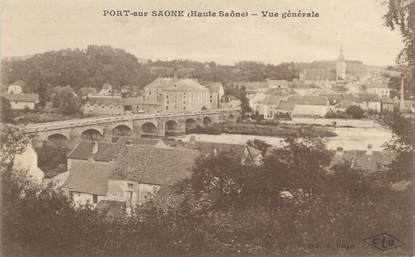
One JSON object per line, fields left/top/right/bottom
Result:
{"left": 1, "top": 125, "right": 414, "bottom": 257}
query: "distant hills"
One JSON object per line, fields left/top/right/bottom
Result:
{"left": 1, "top": 45, "right": 387, "bottom": 95}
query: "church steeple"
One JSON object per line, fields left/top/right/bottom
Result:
{"left": 336, "top": 48, "right": 346, "bottom": 81}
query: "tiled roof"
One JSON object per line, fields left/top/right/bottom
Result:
{"left": 275, "top": 99, "right": 296, "bottom": 111}
{"left": 63, "top": 161, "right": 113, "bottom": 195}
{"left": 116, "top": 137, "right": 165, "bottom": 147}
{"left": 342, "top": 93, "right": 381, "bottom": 103}
{"left": 3, "top": 93, "right": 39, "bottom": 103}
{"left": 112, "top": 146, "right": 199, "bottom": 186}
{"left": 67, "top": 141, "right": 122, "bottom": 162}
{"left": 192, "top": 142, "right": 262, "bottom": 161}
{"left": 165, "top": 79, "right": 208, "bottom": 91}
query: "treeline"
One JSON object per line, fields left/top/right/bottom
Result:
{"left": 1, "top": 45, "right": 299, "bottom": 95}
{"left": 1, "top": 116, "right": 414, "bottom": 257}
{"left": 1, "top": 45, "right": 157, "bottom": 93}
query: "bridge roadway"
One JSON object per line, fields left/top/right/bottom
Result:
{"left": 21, "top": 108, "right": 240, "bottom": 134}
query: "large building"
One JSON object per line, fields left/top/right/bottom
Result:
{"left": 143, "top": 78, "right": 219, "bottom": 113}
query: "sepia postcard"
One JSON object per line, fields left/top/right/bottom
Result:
{"left": 0, "top": 0, "right": 414, "bottom": 256}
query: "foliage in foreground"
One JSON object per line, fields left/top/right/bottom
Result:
{"left": 1, "top": 124, "right": 414, "bottom": 257}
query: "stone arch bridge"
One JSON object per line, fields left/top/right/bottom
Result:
{"left": 22, "top": 109, "right": 240, "bottom": 143}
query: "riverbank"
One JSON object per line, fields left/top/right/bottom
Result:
{"left": 188, "top": 122, "right": 337, "bottom": 138}
{"left": 180, "top": 125, "right": 392, "bottom": 151}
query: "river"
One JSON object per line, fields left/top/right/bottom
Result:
{"left": 179, "top": 126, "right": 393, "bottom": 151}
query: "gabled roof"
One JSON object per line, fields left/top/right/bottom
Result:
{"left": 3, "top": 93, "right": 39, "bottom": 103}
{"left": 112, "top": 146, "right": 199, "bottom": 186}
{"left": 330, "top": 150, "right": 395, "bottom": 172}
{"left": 145, "top": 78, "right": 177, "bottom": 89}
{"left": 67, "top": 141, "right": 122, "bottom": 162}
{"left": 63, "top": 162, "right": 113, "bottom": 195}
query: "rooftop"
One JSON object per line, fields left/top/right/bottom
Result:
{"left": 112, "top": 146, "right": 200, "bottom": 186}
{"left": 165, "top": 79, "right": 208, "bottom": 91}
{"left": 3, "top": 93, "right": 39, "bottom": 103}
{"left": 63, "top": 161, "right": 114, "bottom": 195}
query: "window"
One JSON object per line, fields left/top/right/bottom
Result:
{"left": 92, "top": 194, "right": 98, "bottom": 204}
{"left": 166, "top": 106, "right": 168, "bottom": 110}
{"left": 127, "top": 183, "right": 134, "bottom": 189}
{"left": 69, "top": 191, "right": 74, "bottom": 200}
{"left": 149, "top": 90, "right": 152, "bottom": 95}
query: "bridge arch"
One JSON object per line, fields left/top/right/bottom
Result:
{"left": 112, "top": 124, "right": 133, "bottom": 137}
{"left": 185, "top": 118, "right": 198, "bottom": 133}
{"left": 141, "top": 122, "right": 157, "bottom": 134}
{"left": 47, "top": 133, "right": 69, "bottom": 146}
{"left": 81, "top": 128, "right": 103, "bottom": 140}
{"left": 165, "top": 120, "right": 178, "bottom": 130}
{"left": 203, "top": 116, "right": 212, "bottom": 126}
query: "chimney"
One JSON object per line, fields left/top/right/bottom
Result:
{"left": 92, "top": 141, "right": 98, "bottom": 154}
{"left": 366, "top": 144, "right": 373, "bottom": 156}
{"left": 335, "top": 147, "right": 344, "bottom": 157}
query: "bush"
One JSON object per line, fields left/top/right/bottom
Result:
{"left": 346, "top": 105, "right": 365, "bottom": 119}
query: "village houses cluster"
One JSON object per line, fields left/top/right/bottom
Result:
{"left": 8, "top": 49, "right": 415, "bottom": 217}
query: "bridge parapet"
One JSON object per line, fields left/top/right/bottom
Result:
{"left": 21, "top": 108, "right": 240, "bottom": 134}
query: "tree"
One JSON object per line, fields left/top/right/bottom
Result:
{"left": 1, "top": 96, "right": 12, "bottom": 123}
{"left": 345, "top": 105, "right": 364, "bottom": 119}
{"left": 384, "top": 0, "right": 415, "bottom": 96}
{"left": 239, "top": 86, "right": 250, "bottom": 118}
{"left": 55, "top": 86, "right": 81, "bottom": 115}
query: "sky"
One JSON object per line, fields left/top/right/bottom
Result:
{"left": 0, "top": 0, "right": 404, "bottom": 66}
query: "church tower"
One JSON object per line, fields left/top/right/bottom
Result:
{"left": 336, "top": 49, "right": 347, "bottom": 81}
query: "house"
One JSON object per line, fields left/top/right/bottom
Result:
{"left": 203, "top": 82, "right": 225, "bottom": 109}
{"left": 98, "top": 83, "right": 114, "bottom": 96}
{"left": 4, "top": 84, "right": 39, "bottom": 110}
{"left": 248, "top": 92, "right": 268, "bottom": 111}
{"left": 192, "top": 142, "right": 263, "bottom": 166}
{"left": 330, "top": 145, "right": 394, "bottom": 173}
{"left": 274, "top": 95, "right": 330, "bottom": 118}
{"left": 7, "top": 82, "right": 24, "bottom": 94}
{"left": 63, "top": 161, "right": 114, "bottom": 207}
{"left": 13, "top": 142, "right": 45, "bottom": 183}
{"left": 3, "top": 93, "right": 39, "bottom": 110}
{"left": 341, "top": 93, "right": 382, "bottom": 113}
{"left": 63, "top": 144, "right": 200, "bottom": 209}
{"left": 363, "top": 75, "right": 391, "bottom": 98}
{"left": 254, "top": 95, "right": 283, "bottom": 119}
{"left": 221, "top": 95, "right": 241, "bottom": 109}
{"left": 381, "top": 98, "right": 395, "bottom": 113}
{"left": 83, "top": 97, "right": 125, "bottom": 116}
{"left": 110, "top": 146, "right": 200, "bottom": 207}
{"left": 67, "top": 139, "right": 169, "bottom": 169}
